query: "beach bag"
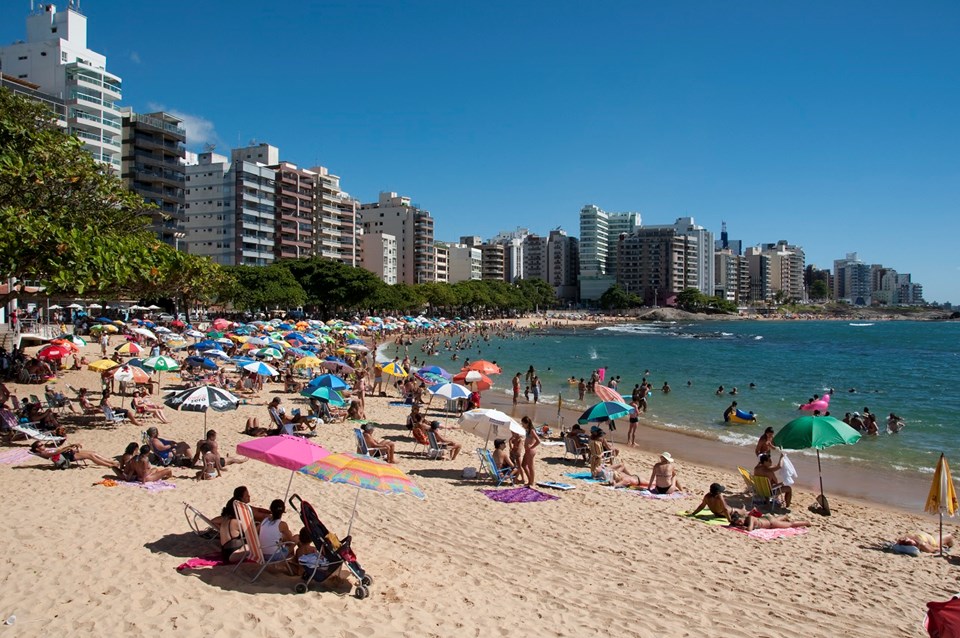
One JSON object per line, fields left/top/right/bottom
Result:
{"left": 462, "top": 467, "right": 477, "bottom": 480}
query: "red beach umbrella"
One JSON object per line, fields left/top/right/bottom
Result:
{"left": 37, "top": 344, "right": 70, "bottom": 360}
{"left": 464, "top": 360, "right": 501, "bottom": 375}
{"left": 453, "top": 370, "right": 493, "bottom": 391}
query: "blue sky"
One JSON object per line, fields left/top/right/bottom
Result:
{"left": 3, "top": 1, "right": 959, "bottom": 303}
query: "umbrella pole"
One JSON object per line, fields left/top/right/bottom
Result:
{"left": 284, "top": 470, "right": 294, "bottom": 502}
{"left": 940, "top": 512, "right": 944, "bottom": 557}
{"left": 346, "top": 486, "right": 361, "bottom": 537}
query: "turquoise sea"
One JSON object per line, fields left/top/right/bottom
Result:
{"left": 393, "top": 320, "right": 960, "bottom": 477}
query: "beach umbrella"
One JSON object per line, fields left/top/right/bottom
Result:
{"left": 243, "top": 361, "right": 279, "bottom": 377}
{"left": 56, "top": 334, "right": 87, "bottom": 348}
{"left": 37, "top": 344, "right": 70, "bottom": 360}
{"left": 212, "top": 318, "right": 231, "bottom": 331}
{"left": 773, "top": 415, "right": 862, "bottom": 515}
{"left": 381, "top": 361, "right": 407, "bottom": 378}
{"left": 254, "top": 347, "right": 283, "bottom": 360}
{"left": 236, "top": 435, "right": 331, "bottom": 500}
{"left": 194, "top": 340, "right": 218, "bottom": 351}
{"left": 184, "top": 355, "right": 218, "bottom": 370}
{"left": 184, "top": 329, "right": 203, "bottom": 338}
{"left": 164, "top": 385, "right": 240, "bottom": 437}
{"left": 925, "top": 595, "right": 960, "bottom": 637}
{"left": 142, "top": 354, "right": 180, "bottom": 387}
{"left": 452, "top": 370, "right": 493, "bottom": 391}
{"left": 593, "top": 384, "right": 628, "bottom": 403}
{"left": 112, "top": 364, "right": 150, "bottom": 386}
{"left": 204, "top": 349, "right": 231, "bottom": 360}
{"left": 578, "top": 401, "right": 636, "bottom": 425}
{"left": 924, "top": 453, "right": 958, "bottom": 556}
{"left": 458, "top": 408, "right": 525, "bottom": 447}
{"left": 50, "top": 339, "right": 80, "bottom": 353}
{"left": 115, "top": 342, "right": 143, "bottom": 356}
{"left": 428, "top": 382, "right": 471, "bottom": 401}
{"left": 293, "top": 356, "right": 323, "bottom": 370}
{"left": 170, "top": 319, "right": 185, "bottom": 328}
{"left": 418, "top": 365, "right": 451, "bottom": 380}
{"left": 305, "top": 373, "right": 349, "bottom": 391}
{"left": 67, "top": 303, "right": 84, "bottom": 310}
{"left": 346, "top": 343, "right": 369, "bottom": 353}
{"left": 88, "top": 358, "right": 119, "bottom": 372}
{"left": 300, "top": 386, "right": 347, "bottom": 407}
{"left": 464, "top": 360, "right": 502, "bottom": 375}
{"left": 299, "top": 452, "right": 425, "bottom": 535}
{"left": 320, "top": 359, "right": 355, "bottom": 373}
{"left": 132, "top": 327, "right": 158, "bottom": 341}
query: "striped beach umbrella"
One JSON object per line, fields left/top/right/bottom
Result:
{"left": 243, "top": 361, "right": 279, "bottom": 377}
{"left": 299, "top": 452, "right": 425, "bottom": 535}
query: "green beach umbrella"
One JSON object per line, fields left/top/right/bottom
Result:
{"left": 773, "top": 415, "right": 862, "bottom": 515}
{"left": 142, "top": 355, "right": 180, "bottom": 389}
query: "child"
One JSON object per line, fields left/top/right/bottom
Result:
{"left": 194, "top": 442, "right": 221, "bottom": 480}
{"left": 524, "top": 385, "right": 530, "bottom": 402}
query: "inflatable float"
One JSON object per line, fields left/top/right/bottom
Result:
{"left": 726, "top": 408, "right": 758, "bottom": 424}
{"left": 799, "top": 393, "right": 831, "bottom": 413}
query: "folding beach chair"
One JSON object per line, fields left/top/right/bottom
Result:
{"left": 183, "top": 502, "right": 219, "bottom": 540}
{"left": 476, "top": 448, "right": 514, "bottom": 487}
{"left": 426, "top": 430, "right": 449, "bottom": 460}
{"left": 232, "top": 501, "right": 296, "bottom": 582}
{"left": 354, "top": 428, "right": 386, "bottom": 460}
{"left": 751, "top": 475, "right": 784, "bottom": 512}
{"left": 564, "top": 436, "right": 589, "bottom": 464}
{"left": 8, "top": 422, "right": 64, "bottom": 445}
{"left": 101, "top": 405, "right": 128, "bottom": 425}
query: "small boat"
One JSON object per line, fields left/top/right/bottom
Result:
{"left": 848, "top": 323, "right": 874, "bottom": 327}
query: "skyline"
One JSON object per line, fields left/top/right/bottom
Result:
{"left": 1, "top": 1, "right": 957, "bottom": 302}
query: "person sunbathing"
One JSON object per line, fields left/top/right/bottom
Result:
{"left": 191, "top": 429, "right": 247, "bottom": 470}
{"left": 429, "top": 421, "right": 461, "bottom": 460}
{"left": 30, "top": 440, "right": 119, "bottom": 469}
{"left": 195, "top": 442, "right": 221, "bottom": 480}
{"left": 76, "top": 388, "right": 101, "bottom": 415}
{"left": 361, "top": 423, "right": 396, "bottom": 463}
{"left": 130, "top": 445, "right": 173, "bottom": 483}
{"left": 268, "top": 397, "right": 314, "bottom": 434}
{"left": 244, "top": 417, "right": 269, "bottom": 437}
{"left": 688, "top": 483, "right": 740, "bottom": 521}
{"left": 896, "top": 532, "right": 954, "bottom": 553}
{"left": 99, "top": 391, "right": 143, "bottom": 426}
{"left": 146, "top": 426, "right": 191, "bottom": 466}
{"left": 116, "top": 442, "right": 140, "bottom": 480}
{"left": 647, "top": 452, "right": 684, "bottom": 494}
{"left": 132, "top": 389, "right": 170, "bottom": 423}
{"left": 730, "top": 512, "right": 811, "bottom": 531}
{"left": 607, "top": 461, "right": 647, "bottom": 488}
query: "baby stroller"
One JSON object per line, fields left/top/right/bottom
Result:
{"left": 288, "top": 494, "right": 373, "bottom": 599}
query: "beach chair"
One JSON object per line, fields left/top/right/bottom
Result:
{"left": 354, "top": 429, "right": 387, "bottom": 460}
{"left": 426, "top": 430, "right": 449, "bottom": 460}
{"left": 751, "top": 475, "right": 784, "bottom": 512}
{"left": 476, "top": 448, "right": 514, "bottom": 487}
{"left": 183, "top": 502, "right": 220, "bottom": 540}
{"left": 232, "top": 501, "right": 296, "bottom": 582}
{"left": 737, "top": 466, "right": 755, "bottom": 492}
{"left": 9, "top": 422, "right": 64, "bottom": 444}
{"left": 564, "top": 436, "right": 589, "bottom": 464}
{"left": 411, "top": 428, "right": 429, "bottom": 456}
{"left": 30, "top": 447, "right": 86, "bottom": 469}
{"left": 101, "top": 405, "right": 128, "bottom": 425}
{"left": 588, "top": 440, "right": 615, "bottom": 478}
{"left": 44, "top": 391, "right": 68, "bottom": 415}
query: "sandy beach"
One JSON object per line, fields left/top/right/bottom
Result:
{"left": 1, "top": 335, "right": 955, "bottom": 637}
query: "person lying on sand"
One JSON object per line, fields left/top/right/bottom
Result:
{"left": 730, "top": 512, "right": 811, "bottom": 531}
{"left": 30, "top": 440, "right": 119, "bottom": 469}
{"left": 607, "top": 461, "right": 648, "bottom": 489}
{"left": 896, "top": 532, "right": 954, "bottom": 553}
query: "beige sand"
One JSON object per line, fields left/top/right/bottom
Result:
{"left": 1, "top": 343, "right": 954, "bottom": 637}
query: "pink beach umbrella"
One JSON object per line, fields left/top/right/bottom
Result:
{"left": 593, "top": 384, "right": 627, "bottom": 403}
{"left": 236, "top": 435, "right": 331, "bottom": 499}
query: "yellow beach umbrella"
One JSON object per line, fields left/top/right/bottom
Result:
{"left": 381, "top": 361, "right": 407, "bottom": 378}
{"left": 293, "top": 356, "right": 322, "bottom": 369}
{"left": 925, "top": 453, "right": 958, "bottom": 556}
{"left": 88, "top": 358, "right": 119, "bottom": 372}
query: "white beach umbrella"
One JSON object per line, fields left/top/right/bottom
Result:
{"left": 132, "top": 327, "right": 158, "bottom": 341}
{"left": 458, "top": 409, "right": 525, "bottom": 447}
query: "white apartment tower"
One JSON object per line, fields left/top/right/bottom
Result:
{"left": 1, "top": 3, "right": 123, "bottom": 168}
{"left": 358, "top": 192, "right": 435, "bottom": 285}
{"left": 579, "top": 205, "right": 641, "bottom": 301}
{"left": 183, "top": 152, "right": 234, "bottom": 265}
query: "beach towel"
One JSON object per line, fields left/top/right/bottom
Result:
{"left": 389, "top": 402, "right": 411, "bottom": 407}
{"left": 778, "top": 453, "right": 798, "bottom": 486}
{"left": 564, "top": 471, "right": 604, "bottom": 484}
{"left": 480, "top": 487, "right": 559, "bottom": 503}
{"left": 676, "top": 510, "right": 730, "bottom": 526}
{"left": 99, "top": 479, "right": 177, "bottom": 492}
{"left": 729, "top": 526, "right": 809, "bottom": 541}
{"left": 636, "top": 489, "right": 689, "bottom": 500}
{"left": 0, "top": 448, "right": 36, "bottom": 465}
{"left": 176, "top": 552, "right": 235, "bottom": 572}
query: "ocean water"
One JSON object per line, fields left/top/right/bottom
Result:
{"left": 395, "top": 320, "right": 960, "bottom": 477}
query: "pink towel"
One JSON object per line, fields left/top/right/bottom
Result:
{"left": 117, "top": 479, "right": 177, "bottom": 492}
{"left": 0, "top": 449, "right": 35, "bottom": 465}
{"left": 176, "top": 553, "right": 226, "bottom": 571}
{"left": 731, "top": 526, "right": 809, "bottom": 541}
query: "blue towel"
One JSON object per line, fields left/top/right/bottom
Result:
{"left": 564, "top": 472, "right": 604, "bottom": 484}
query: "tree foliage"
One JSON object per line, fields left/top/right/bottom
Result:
{"left": 599, "top": 284, "right": 641, "bottom": 310}
{"left": 0, "top": 88, "right": 161, "bottom": 304}
{"left": 222, "top": 264, "right": 306, "bottom": 312}
{"left": 809, "top": 280, "right": 829, "bottom": 301}
{"left": 674, "top": 288, "right": 737, "bottom": 314}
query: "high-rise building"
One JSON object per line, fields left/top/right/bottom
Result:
{"left": 183, "top": 151, "right": 233, "bottom": 265}
{"left": 434, "top": 243, "right": 449, "bottom": 283}
{"left": 120, "top": 110, "right": 187, "bottom": 247}
{"left": 230, "top": 144, "right": 278, "bottom": 266}
{"left": 1, "top": 3, "right": 123, "bottom": 169}
{"left": 479, "top": 243, "right": 505, "bottom": 281}
{"left": 744, "top": 247, "right": 772, "bottom": 303}
{"left": 360, "top": 232, "right": 397, "bottom": 285}
{"left": 833, "top": 253, "right": 872, "bottom": 305}
{"left": 522, "top": 234, "right": 548, "bottom": 282}
{"left": 758, "top": 241, "right": 806, "bottom": 301}
{"left": 616, "top": 227, "right": 698, "bottom": 306}
{"left": 714, "top": 221, "right": 742, "bottom": 256}
{"left": 490, "top": 228, "right": 530, "bottom": 282}
{"left": 444, "top": 244, "right": 482, "bottom": 283}
{"left": 637, "top": 217, "right": 714, "bottom": 297}
{"left": 311, "top": 166, "right": 360, "bottom": 266}
{"left": 714, "top": 249, "right": 750, "bottom": 304}
{"left": 1, "top": 74, "right": 66, "bottom": 127}
{"left": 270, "top": 162, "right": 316, "bottom": 261}
{"left": 547, "top": 229, "right": 579, "bottom": 302}
{"left": 358, "top": 192, "right": 435, "bottom": 284}
{"left": 579, "top": 205, "right": 641, "bottom": 301}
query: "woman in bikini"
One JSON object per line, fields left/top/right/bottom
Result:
{"left": 521, "top": 416, "right": 541, "bottom": 488}
{"left": 647, "top": 452, "right": 684, "bottom": 494}
{"left": 133, "top": 389, "right": 170, "bottom": 423}
{"left": 730, "top": 512, "right": 812, "bottom": 531}
{"left": 509, "top": 431, "right": 526, "bottom": 484}
{"left": 30, "top": 440, "right": 119, "bottom": 469}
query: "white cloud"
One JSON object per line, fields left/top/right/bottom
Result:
{"left": 129, "top": 51, "right": 141, "bottom": 64}
{"left": 147, "top": 102, "right": 221, "bottom": 149}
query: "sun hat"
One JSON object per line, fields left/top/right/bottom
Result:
{"left": 661, "top": 452, "right": 673, "bottom": 463}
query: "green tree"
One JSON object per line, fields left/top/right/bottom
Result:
{"left": 599, "top": 284, "right": 640, "bottom": 310}
{"left": 516, "top": 278, "right": 558, "bottom": 310}
{"left": 223, "top": 264, "right": 306, "bottom": 312}
{"left": 0, "top": 88, "right": 160, "bottom": 305}
{"left": 675, "top": 288, "right": 707, "bottom": 312}
{"left": 809, "top": 280, "right": 829, "bottom": 301}
{"left": 280, "top": 257, "right": 383, "bottom": 315}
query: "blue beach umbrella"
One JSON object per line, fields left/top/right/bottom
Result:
{"left": 578, "top": 401, "right": 636, "bottom": 425}
{"left": 184, "top": 355, "right": 218, "bottom": 370}
{"left": 306, "top": 374, "right": 350, "bottom": 391}
{"left": 243, "top": 361, "right": 279, "bottom": 377}
{"left": 300, "top": 386, "right": 347, "bottom": 407}
{"left": 194, "top": 340, "right": 218, "bottom": 351}
{"left": 418, "top": 365, "right": 452, "bottom": 379}
{"left": 428, "top": 382, "right": 471, "bottom": 400}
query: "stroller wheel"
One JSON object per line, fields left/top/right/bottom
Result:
{"left": 361, "top": 574, "right": 374, "bottom": 587}
{"left": 295, "top": 583, "right": 308, "bottom": 594}
{"left": 354, "top": 585, "right": 370, "bottom": 600}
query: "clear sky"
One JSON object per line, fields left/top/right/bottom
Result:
{"left": 3, "top": 1, "right": 958, "bottom": 303}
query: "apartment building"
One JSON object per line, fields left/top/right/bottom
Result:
{"left": 579, "top": 205, "right": 641, "bottom": 301}
{"left": 616, "top": 227, "right": 699, "bottom": 306}
{"left": 312, "top": 166, "right": 360, "bottom": 266}
{"left": 358, "top": 192, "right": 435, "bottom": 284}
{"left": 183, "top": 151, "right": 233, "bottom": 264}
{"left": 271, "top": 162, "right": 316, "bottom": 261}
{"left": 360, "top": 232, "right": 397, "bottom": 285}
